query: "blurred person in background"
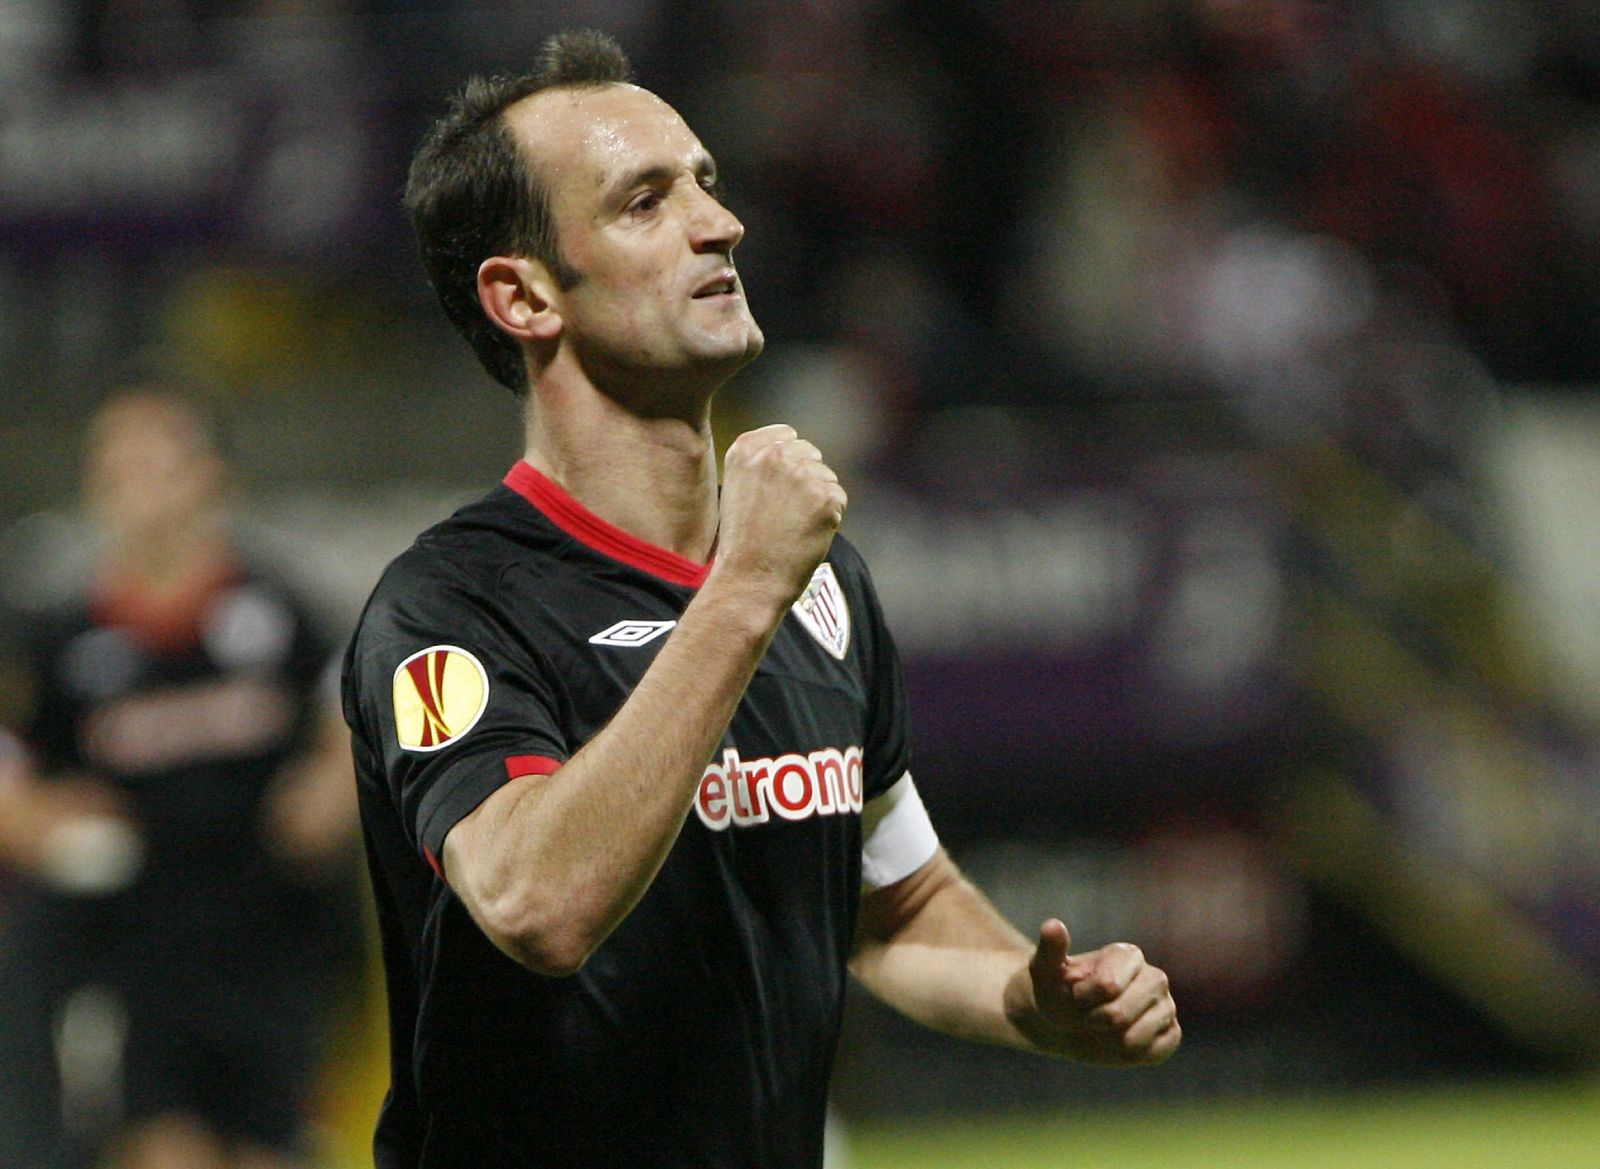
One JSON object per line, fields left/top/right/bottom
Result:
{"left": 0, "top": 386, "right": 363, "bottom": 1169}
{"left": 343, "top": 29, "right": 1178, "bottom": 1169}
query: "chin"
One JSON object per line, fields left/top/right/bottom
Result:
{"left": 698, "top": 321, "right": 764, "bottom": 374}
{"left": 740, "top": 325, "right": 766, "bottom": 363}
{"left": 734, "top": 312, "right": 766, "bottom": 358}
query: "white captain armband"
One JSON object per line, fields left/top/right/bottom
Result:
{"left": 859, "top": 772, "right": 939, "bottom": 891}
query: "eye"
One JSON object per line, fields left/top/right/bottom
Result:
{"left": 628, "top": 190, "right": 663, "bottom": 216}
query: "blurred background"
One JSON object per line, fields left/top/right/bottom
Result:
{"left": 2, "top": 0, "right": 1599, "bottom": 1165}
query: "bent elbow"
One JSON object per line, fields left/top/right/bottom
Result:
{"left": 478, "top": 894, "right": 600, "bottom": 978}
{"left": 514, "top": 943, "right": 590, "bottom": 979}
{"left": 514, "top": 930, "right": 594, "bottom": 979}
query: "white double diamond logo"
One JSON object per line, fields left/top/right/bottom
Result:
{"left": 589, "top": 620, "right": 677, "bottom": 648}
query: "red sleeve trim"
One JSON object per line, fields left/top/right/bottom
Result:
{"left": 505, "top": 754, "right": 563, "bottom": 780}
{"left": 421, "top": 757, "right": 561, "bottom": 877}
{"left": 504, "top": 461, "right": 711, "bottom": 589}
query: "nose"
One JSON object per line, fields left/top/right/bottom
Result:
{"left": 689, "top": 185, "right": 744, "bottom": 255}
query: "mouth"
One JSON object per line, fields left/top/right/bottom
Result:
{"left": 691, "top": 271, "right": 739, "bottom": 299}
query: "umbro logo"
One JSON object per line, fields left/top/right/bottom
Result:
{"left": 589, "top": 620, "right": 676, "bottom": 648}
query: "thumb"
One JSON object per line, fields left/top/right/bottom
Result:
{"left": 1030, "top": 918, "right": 1072, "bottom": 987}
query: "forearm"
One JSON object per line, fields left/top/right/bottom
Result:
{"left": 855, "top": 937, "right": 1038, "bottom": 1050}
{"left": 0, "top": 765, "right": 41, "bottom": 872}
{"left": 855, "top": 852, "right": 1181, "bottom": 1066}
{"left": 446, "top": 424, "right": 847, "bottom": 974}
{"left": 0, "top": 762, "right": 138, "bottom": 885}
{"left": 851, "top": 850, "right": 1038, "bottom": 1050}
{"left": 446, "top": 573, "right": 785, "bottom": 973}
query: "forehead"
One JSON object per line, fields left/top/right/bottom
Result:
{"left": 89, "top": 395, "right": 208, "bottom": 460}
{"left": 506, "top": 84, "right": 705, "bottom": 201}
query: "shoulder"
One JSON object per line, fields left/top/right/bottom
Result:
{"left": 0, "top": 593, "right": 88, "bottom": 728}
{"left": 819, "top": 532, "right": 905, "bottom": 673}
{"left": 192, "top": 560, "right": 331, "bottom": 678}
{"left": 824, "top": 531, "right": 874, "bottom": 587}
{"left": 0, "top": 586, "right": 96, "bottom": 699}
{"left": 1, "top": 592, "right": 90, "bottom": 651}
{"left": 345, "top": 486, "right": 570, "bottom": 689}
{"left": 225, "top": 558, "right": 324, "bottom": 628}
{"left": 361, "top": 487, "right": 550, "bottom": 621}
{"left": 824, "top": 531, "right": 890, "bottom": 622}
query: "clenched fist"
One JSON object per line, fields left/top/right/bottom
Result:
{"left": 710, "top": 424, "right": 847, "bottom": 611}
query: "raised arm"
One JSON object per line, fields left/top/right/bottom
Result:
{"left": 851, "top": 848, "right": 1181, "bottom": 1066}
{"left": 441, "top": 425, "right": 846, "bottom": 976}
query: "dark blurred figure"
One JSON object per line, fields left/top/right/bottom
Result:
{"left": 0, "top": 387, "right": 362, "bottom": 1169}
{"left": 1153, "top": 0, "right": 1569, "bottom": 382}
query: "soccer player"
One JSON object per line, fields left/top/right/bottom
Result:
{"left": 343, "top": 29, "right": 1180, "bottom": 1169}
{"left": 0, "top": 388, "right": 363, "bottom": 1169}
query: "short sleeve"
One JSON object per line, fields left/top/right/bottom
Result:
{"left": 344, "top": 562, "right": 569, "bottom": 866}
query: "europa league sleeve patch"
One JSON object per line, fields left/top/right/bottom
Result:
{"left": 392, "top": 645, "right": 490, "bottom": 752}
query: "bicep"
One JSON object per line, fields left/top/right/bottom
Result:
{"left": 850, "top": 846, "right": 1034, "bottom": 1043}
{"left": 855, "top": 846, "right": 960, "bottom": 955}
{"left": 854, "top": 848, "right": 1029, "bottom": 961}
{"left": 438, "top": 769, "right": 544, "bottom": 898}
{"left": 437, "top": 768, "right": 569, "bottom": 967}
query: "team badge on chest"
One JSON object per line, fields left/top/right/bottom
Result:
{"left": 392, "top": 645, "right": 489, "bottom": 751}
{"left": 791, "top": 563, "right": 850, "bottom": 660}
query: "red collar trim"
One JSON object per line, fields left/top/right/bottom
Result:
{"left": 89, "top": 554, "right": 242, "bottom": 655}
{"left": 504, "top": 461, "right": 710, "bottom": 588}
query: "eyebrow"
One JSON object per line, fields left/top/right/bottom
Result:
{"left": 603, "top": 152, "right": 718, "bottom": 205}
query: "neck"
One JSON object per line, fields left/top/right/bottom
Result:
{"left": 99, "top": 519, "right": 232, "bottom": 593}
{"left": 522, "top": 380, "right": 720, "bottom": 564}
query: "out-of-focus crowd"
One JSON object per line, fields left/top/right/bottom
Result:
{"left": 3, "top": 2, "right": 1600, "bottom": 1165}
{"left": 3, "top": 1, "right": 1600, "bottom": 503}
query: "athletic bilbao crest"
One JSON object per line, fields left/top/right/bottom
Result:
{"left": 791, "top": 563, "right": 850, "bottom": 660}
{"left": 392, "top": 646, "right": 489, "bottom": 751}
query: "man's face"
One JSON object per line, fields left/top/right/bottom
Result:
{"left": 84, "top": 395, "right": 223, "bottom": 548}
{"left": 507, "top": 84, "right": 764, "bottom": 400}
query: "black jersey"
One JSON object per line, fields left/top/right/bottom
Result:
{"left": 343, "top": 462, "right": 915, "bottom": 1169}
{"left": 5, "top": 559, "right": 348, "bottom": 1019}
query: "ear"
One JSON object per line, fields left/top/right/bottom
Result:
{"left": 477, "top": 255, "right": 564, "bottom": 344}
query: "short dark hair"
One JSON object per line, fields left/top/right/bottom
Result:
{"left": 403, "top": 30, "right": 633, "bottom": 395}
